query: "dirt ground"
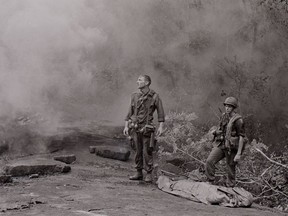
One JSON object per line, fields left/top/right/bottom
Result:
{"left": 0, "top": 143, "right": 286, "bottom": 216}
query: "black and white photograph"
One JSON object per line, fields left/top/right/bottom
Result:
{"left": 0, "top": 0, "right": 287, "bottom": 215}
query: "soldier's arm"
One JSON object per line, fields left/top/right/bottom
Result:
{"left": 156, "top": 121, "right": 164, "bottom": 136}
{"left": 155, "top": 95, "right": 165, "bottom": 123}
{"left": 124, "top": 94, "right": 135, "bottom": 122}
{"left": 155, "top": 95, "right": 165, "bottom": 136}
{"left": 234, "top": 118, "right": 245, "bottom": 161}
{"left": 236, "top": 118, "right": 245, "bottom": 155}
{"left": 123, "top": 94, "right": 135, "bottom": 135}
{"left": 237, "top": 136, "right": 244, "bottom": 156}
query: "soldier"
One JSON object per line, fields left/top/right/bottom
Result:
{"left": 205, "top": 97, "right": 246, "bottom": 187}
{"left": 123, "top": 75, "right": 165, "bottom": 183}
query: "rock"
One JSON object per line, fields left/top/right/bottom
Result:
{"left": 29, "top": 174, "right": 39, "bottom": 179}
{"left": 53, "top": 154, "right": 76, "bottom": 164}
{"left": 158, "top": 141, "right": 174, "bottom": 153}
{"left": 95, "top": 146, "right": 130, "bottom": 161}
{"left": 166, "top": 157, "right": 186, "bottom": 167}
{"left": 0, "top": 175, "right": 12, "bottom": 184}
{"left": 161, "top": 163, "right": 182, "bottom": 175}
{"left": 89, "top": 146, "right": 96, "bottom": 154}
{"left": 3, "top": 158, "right": 71, "bottom": 177}
{"left": 183, "top": 162, "right": 198, "bottom": 172}
{"left": 54, "top": 165, "right": 71, "bottom": 173}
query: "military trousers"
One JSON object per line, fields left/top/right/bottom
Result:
{"left": 132, "top": 131, "right": 153, "bottom": 173}
{"left": 205, "top": 146, "right": 237, "bottom": 186}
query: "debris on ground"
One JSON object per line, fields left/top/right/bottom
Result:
{"left": 0, "top": 175, "right": 12, "bottom": 184}
{"left": 0, "top": 198, "right": 46, "bottom": 213}
{"left": 89, "top": 146, "right": 97, "bottom": 154}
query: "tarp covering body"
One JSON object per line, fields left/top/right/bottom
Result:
{"left": 157, "top": 175, "right": 253, "bottom": 207}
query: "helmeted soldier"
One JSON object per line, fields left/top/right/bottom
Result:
{"left": 123, "top": 75, "right": 165, "bottom": 183}
{"left": 205, "top": 96, "right": 246, "bottom": 187}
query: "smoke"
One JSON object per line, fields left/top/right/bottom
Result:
{"left": 0, "top": 0, "right": 287, "bottom": 134}
{"left": 0, "top": 0, "right": 107, "bottom": 126}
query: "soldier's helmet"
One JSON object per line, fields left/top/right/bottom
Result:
{"left": 224, "top": 97, "right": 238, "bottom": 108}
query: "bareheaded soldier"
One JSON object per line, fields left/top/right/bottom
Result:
{"left": 123, "top": 75, "right": 165, "bottom": 183}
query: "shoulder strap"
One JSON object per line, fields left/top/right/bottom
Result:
{"left": 225, "top": 114, "right": 242, "bottom": 140}
{"left": 152, "top": 92, "right": 158, "bottom": 103}
{"left": 146, "top": 93, "right": 158, "bottom": 125}
{"left": 132, "top": 93, "right": 140, "bottom": 117}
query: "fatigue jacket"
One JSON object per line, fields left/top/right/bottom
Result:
{"left": 217, "top": 113, "right": 245, "bottom": 149}
{"left": 125, "top": 89, "right": 165, "bottom": 126}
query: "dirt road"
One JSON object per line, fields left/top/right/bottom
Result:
{"left": 0, "top": 146, "right": 286, "bottom": 216}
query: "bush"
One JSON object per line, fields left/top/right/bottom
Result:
{"left": 157, "top": 111, "right": 288, "bottom": 212}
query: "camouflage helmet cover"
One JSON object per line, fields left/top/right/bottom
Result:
{"left": 224, "top": 97, "right": 238, "bottom": 108}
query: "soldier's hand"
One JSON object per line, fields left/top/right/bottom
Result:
{"left": 123, "top": 127, "right": 129, "bottom": 136}
{"left": 234, "top": 154, "right": 241, "bottom": 162}
{"left": 156, "top": 127, "right": 163, "bottom": 136}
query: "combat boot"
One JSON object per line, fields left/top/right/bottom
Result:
{"left": 144, "top": 172, "right": 152, "bottom": 183}
{"left": 129, "top": 170, "right": 143, "bottom": 180}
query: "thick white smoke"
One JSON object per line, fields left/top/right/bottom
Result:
{"left": 0, "top": 0, "right": 286, "bottom": 131}
{"left": 0, "top": 1, "right": 108, "bottom": 127}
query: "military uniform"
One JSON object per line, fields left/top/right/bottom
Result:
{"left": 205, "top": 112, "right": 245, "bottom": 187}
{"left": 125, "top": 89, "right": 165, "bottom": 174}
